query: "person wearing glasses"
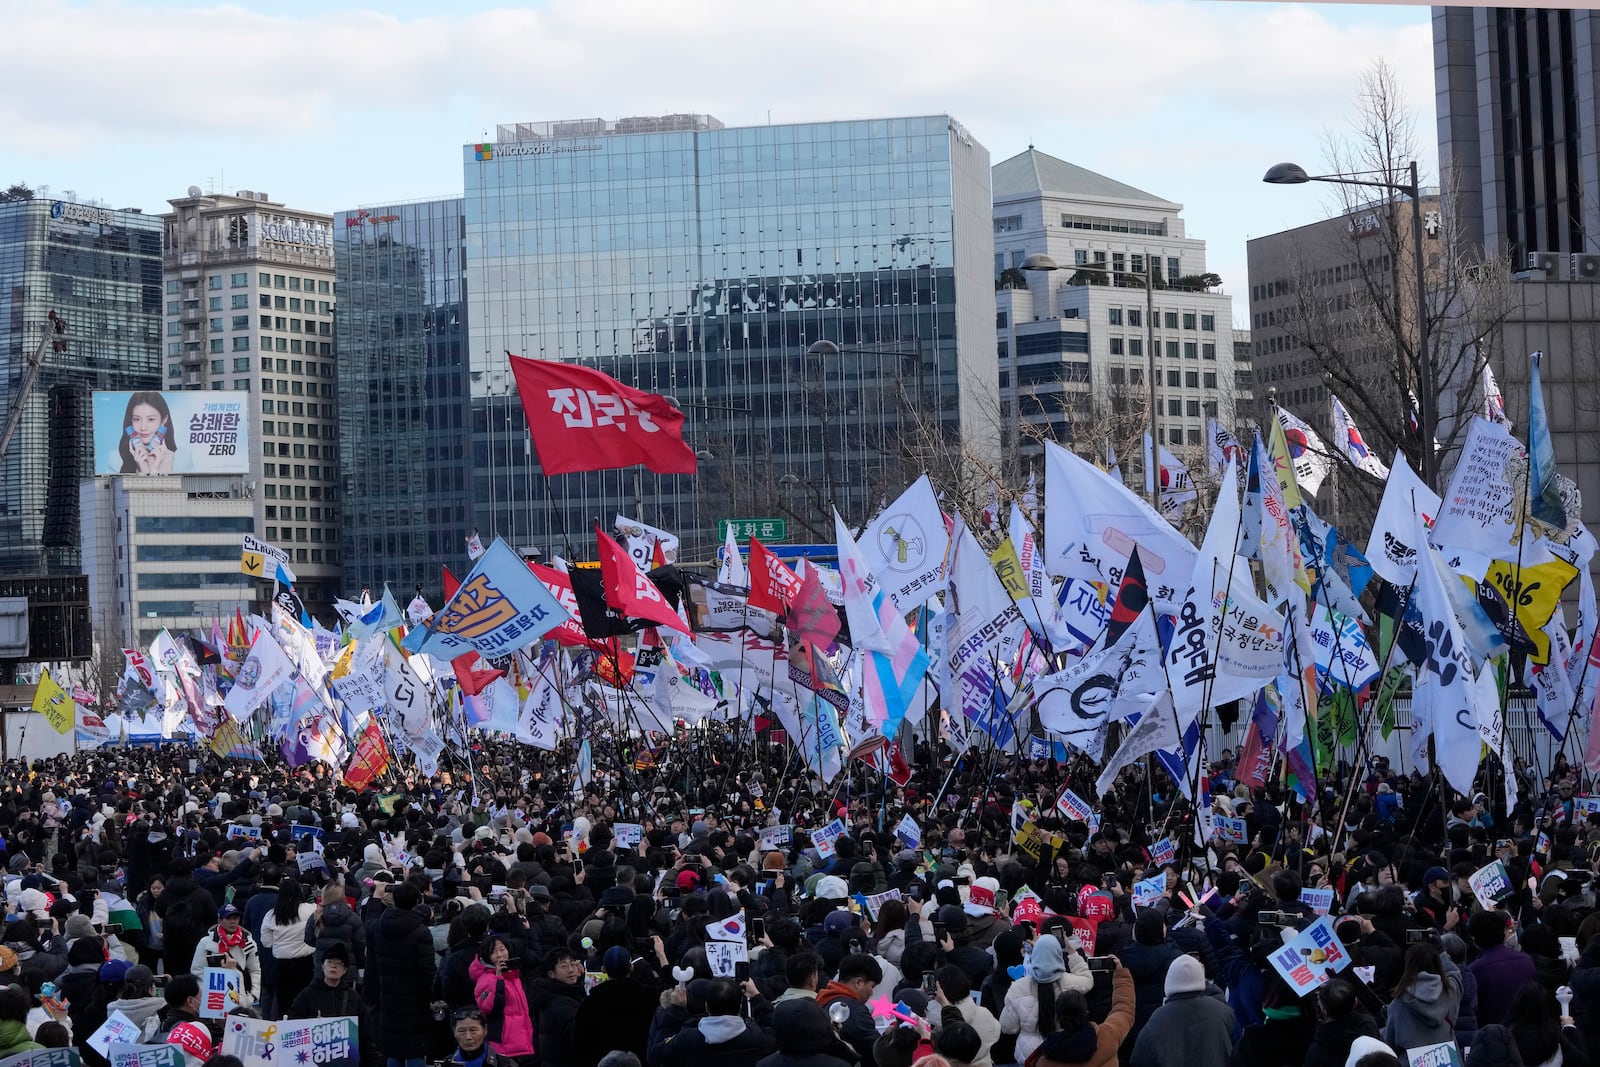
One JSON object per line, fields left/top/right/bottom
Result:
{"left": 449, "top": 1009, "right": 519, "bottom": 1067}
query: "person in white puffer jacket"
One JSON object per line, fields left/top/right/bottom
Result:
{"left": 1000, "top": 932, "right": 1095, "bottom": 1064}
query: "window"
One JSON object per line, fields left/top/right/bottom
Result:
{"left": 167, "top": 322, "right": 180, "bottom": 337}
{"left": 1109, "top": 337, "right": 1124, "bottom": 355}
{"left": 259, "top": 272, "right": 271, "bottom": 286}
{"left": 1092, "top": 251, "right": 1107, "bottom": 266}
{"left": 290, "top": 339, "right": 303, "bottom": 354}
{"left": 231, "top": 272, "right": 248, "bottom": 288}
{"left": 210, "top": 359, "right": 225, "bottom": 374}
{"left": 1203, "top": 372, "right": 1217, "bottom": 388}
{"left": 996, "top": 310, "right": 1008, "bottom": 329}
{"left": 1181, "top": 312, "right": 1195, "bottom": 330}
{"left": 1163, "top": 311, "right": 1178, "bottom": 329}
{"left": 1060, "top": 213, "right": 1167, "bottom": 236}
{"left": 1202, "top": 343, "right": 1216, "bottom": 360}
{"left": 1109, "top": 308, "right": 1122, "bottom": 325}
{"left": 208, "top": 317, "right": 223, "bottom": 332}
{"left": 1131, "top": 254, "right": 1144, "bottom": 274}
{"left": 1185, "top": 371, "right": 1199, "bottom": 388}
{"left": 1184, "top": 342, "right": 1198, "bottom": 359}
{"left": 232, "top": 295, "right": 248, "bottom": 309}
{"left": 1129, "top": 368, "right": 1143, "bottom": 385}
{"left": 1073, "top": 250, "right": 1087, "bottom": 266}
{"left": 1110, "top": 367, "right": 1126, "bottom": 385}
{"left": 274, "top": 274, "right": 287, "bottom": 288}
{"left": 1168, "top": 257, "right": 1181, "bottom": 282}
{"left": 208, "top": 297, "right": 222, "bottom": 312}
{"left": 209, "top": 339, "right": 224, "bottom": 354}
{"left": 207, "top": 275, "right": 222, "bottom": 290}
{"left": 1169, "top": 428, "right": 1183, "bottom": 445}
{"left": 137, "top": 515, "right": 254, "bottom": 534}
{"left": 168, "top": 364, "right": 182, "bottom": 379}
{"left": 1186, "top": 400, "right": 1200, "bottom": 417}
{"left": 274, "top": 317, "right": 286, "bottom": 330}
{"left": 1186, "top": 429, "right": 1201, "bottom": 446}
{"left": 167, "top": 280, "right": 180, "bottom": 294}
{"left": 261, "top": 399, "right": 274, "bottom": 414}
{"left": 1168, "top": 399, "right": 1182, "bottom": 416}
{"left": 1201, "top": 313, "right": 1215, "bottom": 332}
{"left": 1166, "top": 340, "right": 1179, "bottom": 358}
{"left": 233, "top": 357, "right": 250, "bottom": 372}
{"left": 262, "top": 379, "right": 273, "bottom": 394}
{"left": 1128, "top": 309, "right": 1141, "bottom": 327}
{"left": 288, "top": 277, "right": 301, "bottom": 291}
{"left": 994, "top": 215, "right": 1022, "bottom": 233}
{"left": 232, "top": 315, "right": 249, "bottom": 331}
{"left": 1129, "top": 338, "right": 1143, "bottom": 356}
{"left": 259, "top": 294, "right": 271, "bottom": 309}
{"left": 318, "top": 280, "right": 330, "bottom": 294}
{"left": 1112, "top": 253, "right": 1125, "bottom": 273}
{"left": 1167, "top": 370, "right": 1180, "bottom": 386}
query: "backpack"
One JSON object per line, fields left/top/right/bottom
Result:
{"left": 163, "top": 894, "right": 198, "bottom": 944}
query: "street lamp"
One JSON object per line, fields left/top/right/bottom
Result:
{"left": 1263, "top": 160, "right": 1435, "bottom": 488}
{"left": 1022, "top": 252, "right": 1161, "bottom": 510}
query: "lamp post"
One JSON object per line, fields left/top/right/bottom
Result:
{"left": 1263, "top": 160, "right": 1435, "bottom": 488}
{"left": 1021, "top": 252, "right": 1161, "bottom": 510}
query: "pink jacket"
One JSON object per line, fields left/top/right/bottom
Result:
{"left": 470, "top": 957, "right": 536, "bottom": 1058}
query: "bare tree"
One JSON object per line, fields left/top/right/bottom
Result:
{"left": 1274, "top": 60, "right": 1516, "bottom": 508}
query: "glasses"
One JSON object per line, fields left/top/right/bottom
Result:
{"left": 452, "top": 1009, "right": 484, "bottom": 1022}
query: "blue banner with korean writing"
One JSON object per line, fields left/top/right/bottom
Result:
{"left": 404, "top": 537, "right": 568, "bottom": 657}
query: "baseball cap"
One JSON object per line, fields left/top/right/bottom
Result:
{"left": 218, "top": 904, "right": 241, "bottom": 919}
{"left": 1423, "top": 866, "right": 1451, "bottom": 886}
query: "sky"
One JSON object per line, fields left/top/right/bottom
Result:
{"left": 2, "top": 0, "right": 1437, "bottom": 327}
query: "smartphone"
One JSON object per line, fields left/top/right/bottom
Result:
{"left": 207, "top": 953, "right": 226, "bottom": 967}
{"left": 749, "top": 918, "right": 764, "bottom": 944}
{"left": 734, "top": 961, "right": 750, "bottom": 982}
{"left": 994, "top": 889, "right": 1010, "bottom": 912}
{"left": 105, "top": 923, "right": 123, "bottom": 936}
{"left": 1018, "top": 920, "right": 1037, "bottom": 939}
{"left": 1086, "top": 956, "right": 1115, "bottom": 972}
{"left": 932, "top": 921, "right": 947, "bottom": 943}
{"left": 457, "top": 887, "right": 474, "bottom": 897}
{"left": 921, "top": 971, "right": 937, "bottom": 996}
{"left": 1258, "top": 911, "right": 1288, "bottom": 926}
{"left": 1407, "top": 929, "right": 1431, "bottom": 944}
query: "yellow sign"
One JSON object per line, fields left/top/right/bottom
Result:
{"left": 32, "top": 669, "right": 73, "bottom": 735}
{"left": 1482, "top": 557, "right": 1578, "bottom": 663}
{"left": 989, "top": 540, "right": 1029, "bottom": 603}
{"left": 241, "top": 550, "right": 266, "bottom": 578}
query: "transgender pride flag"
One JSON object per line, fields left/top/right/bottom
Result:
{"left": 835, "top": 512, "right": 930, "bottom": 734}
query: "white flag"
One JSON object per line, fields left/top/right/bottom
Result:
{"left": 1043, "top": 441, "right": 1196, "bottom": 614}
{"left": 1242, "top": 433, "right": 1300, "bottom": 606}
{"left": 1094, "top": 692, "right": 1177, "bottom": 797}
{"left": 1329, "top": 394, "right": 1390, "bottom": 478}
{"left": 1165, "top": 458, "right": 1283, "bottom": 729}
{"left": 1276, "top": 405, "right": 1333, "bottom": 497}
{"left": 860, "top": 475, "right": 950, "bottom": 611}
{"left": 1428, "top": 417, "right": 1522, "bottom": 563}
{"left": 1142, "top": 433, "right": 1199, "bottom": 521}
{"left": 614, "top": 515, "right": 679, "bottom": 568}
{"left": 516, "top": 665, "right": 566, "bottom": 751}
{"left": 223, "top": 629, "right": 296, "bottom": 723}
{"left": 1007, "top": 504, "right": 1070, "bottom": 651}
{"left": 1365, "top": 450, "right": 1442, "bottom": 588}
{"left": 1483, "top": 363, "right": 1511, "bottom": 429}
{"left": 1033, "top": 615, "right": 1164, "bottom": 760}
{"left": 717, "top": 523, "right": 747, "bottom": 587}
{"left": 946, "top": 521, "right": 1027, "bottom": 721}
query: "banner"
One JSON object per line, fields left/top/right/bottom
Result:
{"left": 1366, "top": 452, "right": 1441, "bottom": 587}
{"left": 1468, "top": 859, "right": 1515, "bottom": 910}
{"left": 93, "top": 390, "right": 250, "bottom": 475}
{"left": 1266, "top": 915, "right": 1350, "bottom": 995}
{"left": 1431, "top": 417, "right": 1522, "bottom": 562}
{"left": 757, "top": 825, "right": 793, "bottom": 852}
{"left": 811, "top": 818, "right": 847, "bottom": 859}
{"left": 410, "top": 537, "right": 572, "bottom": 657}
{"left": 221, "top": 1016, "right": 359, "bottom": 1067}
{"left": 32, "top": 669, "right": 73, "bottom": 734}
{"left": 106, "top": 1047, "right": 186, "bottom": 1067}
{"left": 0, "top": 1051, "right": 81, "bottom": 1067}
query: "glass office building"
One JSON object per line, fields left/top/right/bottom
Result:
{"left": 0, "top": 199, "right": 162, "bottom": 575}
{"left": 464, "top": 114, "right": 998, "bottom": 559}
{"left": 334, "top": 199, "right": 473, "bottom": 596}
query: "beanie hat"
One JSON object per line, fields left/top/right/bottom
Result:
{"left": 65, "top": 914, "right": 96, "bottom": 941}
{"left": 602, "top": 945, "right": 632, "bottom": 978}
{"left": 1133, "top": 907, "right": 1166, "bottom": 945}
{"left": 1344, "top": 1037, "right": 1396, "bottom": 1067}
{"left": 965, "top": 876, "right": 1000, "bottom": 917}
{"left": 0, "top": 946, "right": 17, "bottom": 974}
{"left": 1164, "top": 953, "right": 1205, "bottom": 997}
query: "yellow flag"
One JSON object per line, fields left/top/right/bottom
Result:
{"left": 988, "top": 540, "right": 1029, "bottom": 603}
{"left": 1482, "top": 558, "right": 1578, "bottom": 663}
{"left": 32, "top": 669, "right": 73, "bottom": 735}
{"left": 1266, "top": 407, "right": 1303, "bottom": 510}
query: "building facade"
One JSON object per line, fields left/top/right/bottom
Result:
{"left": 0, "top": 198, "right": 163, "bottom": 576}
{"left": 159, "top": 190, "right": 340, "bottom": 610}
{"left": 1435, "top": 7, "right": 1600, "bottom": 528}
{"left": 333, "top": 198, "right": 473, "bottom": 597}
{"left": 462, "top": 114, "right": 998, "bottom": 558}
{"left": 80, "top": 475, "right": 256, "bottom": 648}
{"left": 990, "top": 149, "right": 1237, "bottom": 477}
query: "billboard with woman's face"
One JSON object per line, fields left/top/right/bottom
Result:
{"left": 93, "top": 391, "right": 251, "bottom": 475}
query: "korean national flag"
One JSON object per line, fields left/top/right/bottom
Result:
{"left": 706, "top": 909, "right": 747, "bottom": 943}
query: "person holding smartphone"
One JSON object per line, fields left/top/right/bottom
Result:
{"left": 1000, "top": 932, "right": 1094, "bottom": 1065}
{"left": 188, "top": 904, "right": 261, "bottom": 1009}
{"left": 470, "top": 935, "right": 535, "bottom": 1060}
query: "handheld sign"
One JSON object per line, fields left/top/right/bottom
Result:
{"left": 1266, "top": 915, "right": 1350, "bottom": 995}
{"left": 811, "top": 818, "right": 846, "bottom": 860}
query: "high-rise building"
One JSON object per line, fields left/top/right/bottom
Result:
{"left": 333, "top": 199, "right": 473, "bottom": 597}
{"left": 0, "top": 197, "right": 163, "bottom": 575}
{"left": 462, "top": 114, "right": 998, "bottom": 558}
{"left": 159, "top": 189, "right": 340, "bottom": 609}
{"left": 1435, "top": 7, "right": 1600, "bottom": 517}
{"left": 990, "top": 148, "right": 1238, "bottom": 471}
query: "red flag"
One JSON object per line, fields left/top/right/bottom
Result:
{"left": 342, "top": 722, "right": 390, "bottom": 791}
{"left": 529, "top": 563, "right": 598, "bottom": 648}
{"left": 508, "top": 354, "right": 696, "bottom": 476}
{"left": 596, "top": 526, "right": 688, "bottom": 633}
{"left": 785, "top": 560, "right": 840, "bottom": 648}
{"left": 594, "top": 644, "right": 636, "bottom": 687}
{"left": 748, "top": 538, "right": 803, "bottom": 614}
{"left": 442, "top": 565, "right": 461, "bottom": 601}
{"left": 451, "top": 653, "right": 504, "bottom": 696}
{"left": 884, "top": 737, "right": 913, "bottom": 786}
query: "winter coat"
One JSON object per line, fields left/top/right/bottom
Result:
{"left": 10, "top": 945, "right": 67, "bottom": 994}
{"left": 1112, "top": 938, "right": 1182, "bottom": 1054}
{"left": 366, "top": 905, "right": 437, "bottom": 1056}
{"left": 815, "top": 981, "right": 878, "bottom": 1064}
{"left": 1468, "top": 944, "right": 1536, "bottom": 1027}
{"left": 260, "top": 903, "right": 317, "bottom": 960}
{"left": 1228, "top": 1008, "right": 1318, "bottom": 1067}
{"left": 1463, "top": 1023, "right": 1522, "bottom": 1067}
{"left": 1302, "top": 1009, "right": 1381, "bottom": 1067}
{"left": 471, "top": 958, "right": 536, "bottom": 1059}
{"left": 305, "top": 899, "right": 366, "bottom": 968}
{"left": 1453, "top": 962, "right": 1480, "bottom": 1050}
{"left": 756, "top": 998, "right": 853, "bottom": 1067}
{"left": 0, "top": 1020, "right": 42, "bottom": 1057}
{"left": 1000, "top": 956, "right": 1095, "bottom": 1063}
{"left": 945, "top": 994, "right": 1003, "bottom": 1067}
{"left": 572, "top": 976, "right": 657, "bottom": 1067}
{"left": 1034, "top": 966, "right": 1134, "bottom": 1067}
{"left": 153, "top": 875, "right": 217, "bottom": 974}
{"left": 525, "top": 976, "right": 585, "bottom": 1067}
{"left": 59, "top": 959, "right": 109, "bottom": 1049}
{"left": 190, "top": 925, "right": 263, "bottom": 1006}
{"left": 654, "top": 1010, "right": 776, "bottom": 1067}
{"left": 1382, "top": 957, "right": 1462, "bottom": 1056}
{"left": 1128, "top": 989, "right": 1235, "bottom": 1067}
{"left": 103, "top": 994, "right": 170, "bottom": 1042}
{"left": 965, "top": 912, "right": 1010, "bottom": 951}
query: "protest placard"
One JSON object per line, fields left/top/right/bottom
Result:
{"left": 811, "top": 818, "right": 846, "bottom": 859}
{"left": 704, "top": 939, "right": 748, "bottom": 978}
{"left": 106, "top": 1045, "right": 186, "bottom": 1067}
{"left": 1149, "top": 838, "right": 1177, "bottom": 866}
{"left": 296, "top": 852, "right": 328, "bottom": 875}
{"left": 1266, "top": 916, "right": 1350, "bottom": 995}
{"left": 201, "top": 966, "right": 243, "bottom": 1019}
{"left": 1469, "top": 859, "right": 1514, "bottom": 910}
{"left": 1300, "top": 888, "right": 1335, "bottom": 916}
{"left": 1055, "top": 787, "right": 1093, "bottom": 823}
{"left": 1132, "top": 872, "right": 1167, "bottom": 909}
{"left": 894, "top": 814, "right": 921, "bottom": 850}
{"left": 1405, "top": 1042, "right": 1463, "bottom": 1067}
{"left": 0, "top": 1050, "right": 81, "bottom": 1067}
{"left": 221, "top": 1016, "right": 359, "bottom": 1067}
{"left": 757, "top": 824, "right": 793, "bottom": 852}
{"left": 225, "top": 824, "right": 262, "bottom": 842}
{"left": 1212, "top": 816, "right": 1248, "bottom": 844}
{"left": 1065, "top": 916, "right": 1099, "bottom": 955}
{"left": 613, "top": 822, "right": 643, "bottom": 849}
{"left": 87, "top": 1012, "right": 144, "bottom": 1057}
{"left": 863, "top": 889, "right": 902, "bottom": 919}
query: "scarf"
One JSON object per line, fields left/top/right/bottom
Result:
{"left": 215, "top": 924, "right": 247, "bottom": 953}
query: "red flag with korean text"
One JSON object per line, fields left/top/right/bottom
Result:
{"left": 509, "top": 355, "right": 696, "bottom": 475}
{"left": 596, "top": 526, "right": 689, "bottom": 633}
{"left": 529, "top": 563, "right": 600, "bottom": 648}
{"left": 342, "top": 721, "right": 390, "bottom": 791}
{"left": 748, "top": 538, "right": 803, "bottom": 614}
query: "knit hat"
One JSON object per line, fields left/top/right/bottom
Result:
{"left": 323, "top": 943, "right": 351, "bottom": 965}
{"left": 1025, "top": 933, "right": 1066, "bottom": 984}
{"left": 65, "top": 914, "right": 96, "bottom": 941}
{"left": 1344, "top": 1037, "right": 1396, "bottom": 1067}
{"left": 1164, "top": 954, "right": 1205, "bottom": 997}
{"left": 813, "top": 875, "right": 849, "bottom": 901}
{"left": 1133, "top": 908, "right": 1165, "bottom": 945}
{"left": 965, "top": 876, "right": 1000, "bottom": 917}
{"left": 597, "top": 885, "right": 634, "bottom": 910}
{"left": 676, "top": 869, "right": 701, "bottom": 891}
{"left": 602, "top": 945, "right": 632, "bottom": 978}
{"left": 0, "top": 946, "right": 17, "bottom": 973}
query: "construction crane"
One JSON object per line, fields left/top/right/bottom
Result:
{"left": 0, "top": 310, "right": 66, "bottom": 466}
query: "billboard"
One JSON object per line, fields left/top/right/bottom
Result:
{"left": 93, "top": 391, "right": 250, "bottom": 475}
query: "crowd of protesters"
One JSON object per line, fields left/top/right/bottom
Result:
{"left": 1, "top": 733, "right": 1598, "bottom": 1067}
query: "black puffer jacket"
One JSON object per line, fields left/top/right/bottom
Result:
{"left": 525, "top": 976, "right": 586, "bottom": 1067}
{"left": 365, "top": 905, "right": 436, "bottom": 1056}
{"left": 305, "top": 899, "right": 366, "bottom": 967}
{"left": 756, "top": 999, "right": 854, "bottom": 1067}
{"left": 1112, "top": 938, "right": 1180, "bottom": 1054}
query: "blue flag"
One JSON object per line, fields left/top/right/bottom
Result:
{"left": 1528, "top": 351, "right": 1568, "bottom": 530}
{"left": 404, "top": 537, "right": 569, "bottom": 658}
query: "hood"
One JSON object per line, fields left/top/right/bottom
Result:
{"left": 321, "top": 900, "right": 354, "bottom": 921}
{"left": 0, "top": 1019, "right": 37, "bottom": 1050}
{"left": 771, "top": 999, "right": 835, "bottom": 1054}
{"left": 1026, "top": 936, "right": 1066, "bottom": 984}
{"left": 698, "top": 1015, "right": 748, "bottom": 1045}
{"left": 1044, "top": 1024, "right": 1099, "bottom": 1064}
{"left": 107, "top": 995, "right": 167, "bottom": 1026}
{"left": 815, "top": 981, "right": 857, "bottom": 1008}
{"left": 363, "top": 844, "right": 386, "bottom": 866}
{"left": 1406, "top": 971, "right": 1445, "bottom": 1005}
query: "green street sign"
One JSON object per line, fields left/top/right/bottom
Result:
{"left": 718, "top": 517, "right": 787, "bottom": 541}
